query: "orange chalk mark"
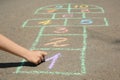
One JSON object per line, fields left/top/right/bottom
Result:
{"left": 44, "top": 37, "right": 69, "bottom": 47}
{"left": 47, "top": 9, "right": 57, "bottom": 13}
{"left": 74, "top": 5, "right": 79, "bottom": 8}
{"left": 80, "top": 4, "right": 88, "bottom": 9}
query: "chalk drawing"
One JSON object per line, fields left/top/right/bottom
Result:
{"left": 81, "top": 9, "right": 90, "bottom": 12}
{"left": 47, "top": 9, "right": 57, "bottom": 13}
{"left": 80, "top": 4, "right": 89, "bottom": 9}
{"left": 56, "top": 5, "right": 63, "bottom": 9}
{"left": 54, "top": 27, "right": 68, "bottom": 33}
{"left": 38, "top": 20, "right": 51, "bottom": 25}
{"left": 15, "top": 3, "right": 109, "bottom": 76}
{"left": 46, "top": 53, "right": 61, "bottom": 69}
{"left": 80, "top": 19, "right": 93, "bottom": 24}
{"left": 44, "top": 37, "right": 69, "bottom": 47}
{"left": 62, "top": 14, "right": 73, "bottom": 18}
{"left": 74, "top": 5, "right": 79, "bottom": 8}
{"left": 74, "top": 4, "right": 88, "bottom": 9}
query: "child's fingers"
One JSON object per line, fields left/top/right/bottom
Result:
{"left": 39, "top": 52, "right": 46, "bottom": 62}
{"left": 36, "top": 57, "right": 43, "bottom": 65}
{"left": 41, "top": 51, "right": 47, "bottom": 56}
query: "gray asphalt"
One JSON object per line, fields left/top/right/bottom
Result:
{"left": 0, "top": 0, "right": 120, "bottom": 80}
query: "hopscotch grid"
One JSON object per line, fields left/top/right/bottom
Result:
{"left": 16, "top": 26, "right": 84, "bottom": 75}
{"left": 41, "top": 34, "right": 84, "bottom": 36}
{"left": 35, "top": 7, "right": 104, "bottom": 15}
{"left": 23, "top": 17, "right": 106, "bottom": 21}
{"left": 22, "top": 18, "right": 107, "bottom": 28}
{"left": 15, "top": 26, "right": 46, "bottom": 73}
{"left": 32, "top": 48, "right": 82, "bottom": 51}
{"left": 35, "top": 12, "right": 104, "bottom": 15}
{"left": 35, "top": 8, "right": 103, "bottom": 10}
{"left": 16, "top": 28, "right": 85, "bottom": 75}
{"left": 23, "top": 25, "right": 108, "bottom": 28}
{"left": 14, "top": 70, "right": 82, "bottom": 76}
{"left": 16, "top": 3, "right": 109, "bottom": 75}
{"left": 34, "top": 3, "right": 105, "bottom": 14}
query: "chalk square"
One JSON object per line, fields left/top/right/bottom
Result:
{"left": 55, "top": 13, "right": 82, "bottom": 19}
{"left": 88, "top": 8, "right": 103, "bottom": 13}
{"left": 22, "top": 19, "right": 65, "bottom": 27}
{"left": 36, "top": 4, "right": 68, "bottom": 10}
{"left": 71, "top": 9, "right": 83, "bottom": 13}
{"left": 70, "top": 8, "right": 103, "bottom": 13}
{"left": 54, "top": 4, "right": 68, "bottom": 9}
{"left": 86, "top": 13, "right": 105, "bottom": 18}
{"left": 36, "top": 8, "right": 68, "bottom": 14}
{"left": 67, "top": 18, "right": 107, "bottom": 26}
{"left": 34, "top": 36, "right": 83, "bottom": 49}
{"left": 71, "top": 4, "right": 96, "bottom": 9}
{"left": 33, "top": 14, "right": 53, "bottom": 18}
{"left": 16, "top": 50, "right": 86, "bottom": 75}
{"left": 42, "top": 27, "right": 83, "bottom": 35}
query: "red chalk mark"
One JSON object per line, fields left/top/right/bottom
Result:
{"left": 54, "top": 27, "right": 68, "bottom": 33}
{"left": 62, "top": 14, "right": 73, "bottom": 18}
{"left": 81, "top": 9, "right": 90, "bottom": 12}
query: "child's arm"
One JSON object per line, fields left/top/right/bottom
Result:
{"left": 0, "top": 34, "right": 47, "bottom": 65}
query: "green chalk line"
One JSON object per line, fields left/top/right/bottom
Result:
{"left": 15, "top": 27, "right": 45, "bottom": 73}
{"left": 81, "top": 26, "right": 87, "bottom": 74}
{"left": 100, "top": 7, "right": 105, "bottom": 13}
{"left": 31, "top": 27, "right": 45, "bottom": 49}
{"left": 24, "top": 17, "right": 105, "bottom": 21}
{"left": 22, "top": 20, "right": 29, "bottom": 28}
{"left": 15, "top": 59, "right": 26, "bottom": 73}
{"left": 37, "top": 7, "right": 102, "bottom": 10}
{"left": 68, "top": 3, "right": 71, "bottom": 13}
{"left": 14, "top": 71, "right": 82, "bottom": 76}
{"left": 64, "top": 18, "right": 68, "bottom": 26}
{"left": 82, "top": 12, "right": 86, "bottom": 18}
{"left": 41, "top": 34, "right": 84, "bottom": 36}
{"left": 23, "top": 25, "right": 107, "bottom": 28}
{"left": 104, "top": 18, "right": 109, "bottom": 26}
{"left": 35, "top": 12, "right": 104, "bottom": 14}
{"left": 31, "top": 48, "right": 82, "bottom": 51}
{"left": 52, "top": 13, "right": 56, "bottom": 19}
{"left": 81, "top": 12, "right": 87, "bottom": 74}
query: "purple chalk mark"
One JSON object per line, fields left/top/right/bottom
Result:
{"left": 46, "top": 53, "right": 61, "bottom": 69}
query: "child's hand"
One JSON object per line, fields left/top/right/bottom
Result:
{"left": 25, "top": 50, "right": 47, "bottom": 65}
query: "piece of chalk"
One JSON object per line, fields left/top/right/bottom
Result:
{"left": 41, "top": 56, "right": 45, "bottom": 62}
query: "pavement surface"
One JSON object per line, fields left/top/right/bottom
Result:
{"left": 0, "top": 0, "right": 120, "bottom": 80}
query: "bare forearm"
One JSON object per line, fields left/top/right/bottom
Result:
{"left": 0, "top": 34, "right": 29, "bottom": 59}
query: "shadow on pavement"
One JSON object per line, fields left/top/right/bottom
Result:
{"left": 0, "top": 61, "right": 45, "bottom": 68}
